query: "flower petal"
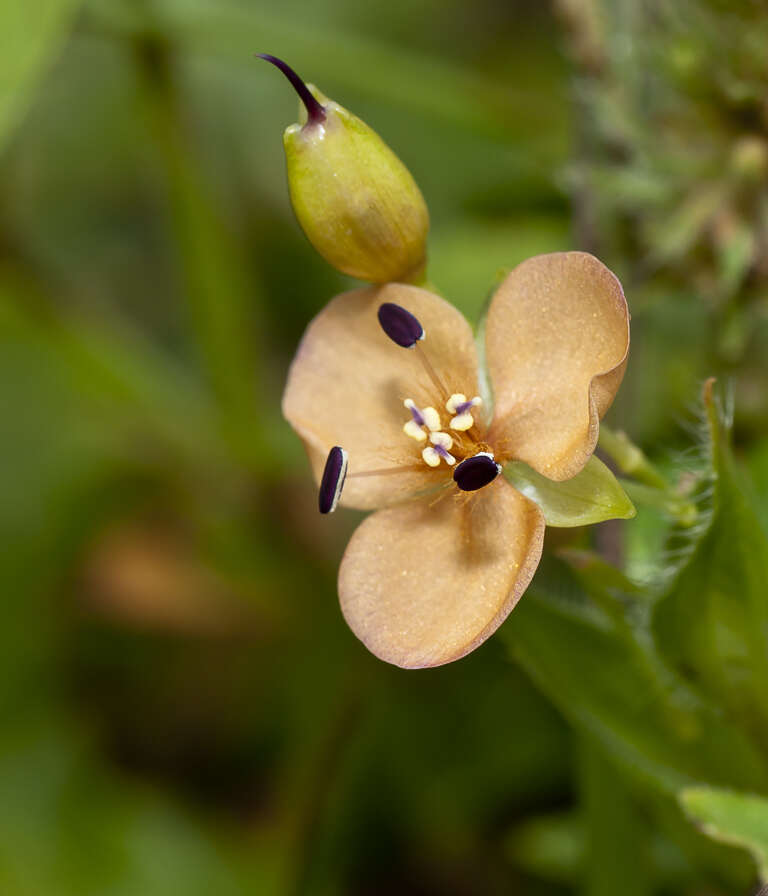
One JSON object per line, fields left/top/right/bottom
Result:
{"left": 486, "top": 252, "right": 629, "bottom": 481}
{"left": 283, "top": 284, "right": 480, "bottom": 509}
{"left": 338, "top": 479, "right": 545, "bottom": 668}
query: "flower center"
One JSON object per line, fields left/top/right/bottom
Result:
{"left": 378, "top": 302, "right": 502, "bottom": 491}
{"left": 399, "top": 393, "right": 500, "bottom": 489}
{"left": 402, "top": 394, "right": 484, "bottom": 469}
{"left": 316, "top": 303, "right": 505, "bottom": 513}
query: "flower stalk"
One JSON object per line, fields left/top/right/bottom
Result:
{"left": 599, "top": 426, "right": 697, "bottom": 526}
{"left": 598, "top": 426, "right": 667, "bottom": 490}
{"left": 618, "top": 480, "right": 698, "bottom": 528}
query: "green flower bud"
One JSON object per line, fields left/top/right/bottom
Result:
{"left": 258, "top": 55, "right": 429, "bottom": 284}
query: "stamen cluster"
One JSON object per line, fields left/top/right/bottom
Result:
{"left": 402, "top": 393, "right": 483, "bottom": 468}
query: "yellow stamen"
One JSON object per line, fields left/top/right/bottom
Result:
{"left": 430, "top": 431, "right": 453, "bottom": 450}
{"left": 450, "top": 412, "right": 474, "bottom": 431}
{"left": 403, "top": 420, "right": 427, "bottom": 441}
{"left": 422, "top": 407, "right": 441, "bottom": 431}
{"left": 445, "top": 393, "right": 467, "bottom": 414}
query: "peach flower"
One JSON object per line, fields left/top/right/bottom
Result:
{"left": 283, "top": 252, "right": 629, "bottom": 668}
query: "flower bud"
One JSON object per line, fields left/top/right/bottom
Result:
{"left": 259, "top": 55, "right": 429, "bottom": 283}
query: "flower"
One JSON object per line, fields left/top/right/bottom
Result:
{"left": 283, "top": 252, "right": 630, "bottom": 668}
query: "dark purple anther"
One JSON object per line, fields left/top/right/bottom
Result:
{"left": 256, "top": 54, "right": 326, "bottom": 126}
{"left": 377, "top": 303, "right": 424, "bottom": 348}
{"left": 455, "top": 399, "right": 476, "bottom": 415}
{"left": 453, "top": 453, "right": 501, "bottom": 492}
{"left": 319, "top": 446, "right": 348, "bottom": 514}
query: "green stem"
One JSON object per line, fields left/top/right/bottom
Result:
{"left": 598, "top": 425, "right": 668, "bottom": 491}
{"left": 599, "top": 428, "right": 699, "bottom": 525}
{"left": 618, "top": 479, "right": 698, "bottom": 527}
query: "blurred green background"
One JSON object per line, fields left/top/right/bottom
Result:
{"left": 2, "top": 1, "right": 768, "bottom": 894}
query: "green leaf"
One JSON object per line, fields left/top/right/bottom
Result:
{"left": 0, "top": 0, "right": 81, "bottom": 151}
{"left": 579, "top": 737, "right": 654, "bottom": 896}
{"left": 136, "top": 49, "right": 266, "bottom": 463}
{"left": 506, "top": 812, "right": 584, "bottom": 883}
{"left": 0, "top": 718, "right": 277, "bottom": 896}
{"left": 504, "top": 455, "right": 636, "bottom": 527}
{"left": 680, "top": 786, "right": 768, "bottom": 882}
{"left": 93, "top": 0, "right": 565, "bottom": 143}
{"left": 507, "top": 807, "right": 694, "bottom": 888}
{"left": 503, "top": 557, "right": 768, "bottom": 797}
{"left": 505, "top": 557, "right": 766, "bottom": 884}
{"left": 653, "top": 381, "right": 768, "bottom": 744}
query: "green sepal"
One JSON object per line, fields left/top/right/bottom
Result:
{"left": 504, "top": 455, "right": 636, "bottom": 527}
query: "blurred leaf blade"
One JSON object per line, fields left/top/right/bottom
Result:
{"left": 0, "top": 281, "right": 226, "bottom": 472}
{"left": 0, "top": 0, "right": 82, "bottom": 151}
{"left": 680, "top": 786, "right": 768, "bottom": 883}
{"left": 133, "top": 33, "right": 266, "bottom": 463}
{"left": 105, "top": 0, "right": 562, "bottom": 141}
{"left": 579, "top": 737, "right": 653, "bottom": 896}
{"left": 0, "top": 718, "right": 280, "bottom": 896}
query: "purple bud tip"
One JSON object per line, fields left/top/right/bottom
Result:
{"left": 377, "top": 303, "right": 424, "bottom": 348}
{"left": 256, "top": 54, "right": 326, "bottom": 126}
{"left": 453, "top": 453, "right": 501, "bottom": 492}
{"left": 319, "top": 446, "right": 348, "bottom": 513}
